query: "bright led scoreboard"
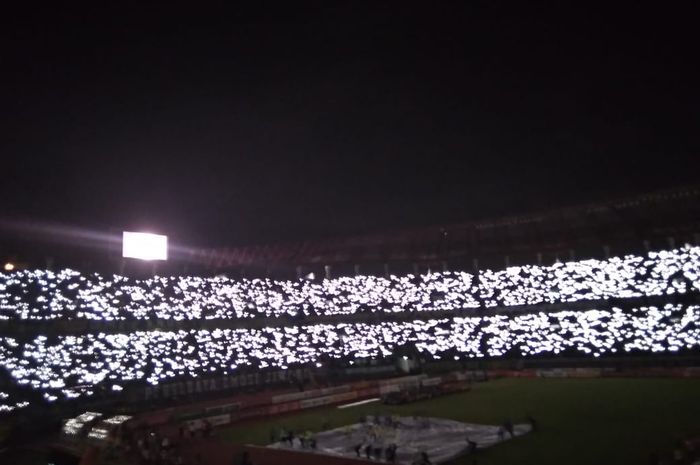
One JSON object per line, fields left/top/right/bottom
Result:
{"left": 122, "top": 232, "right": 168, "bottom": 261}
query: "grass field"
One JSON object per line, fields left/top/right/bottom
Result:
{"left": 217, "top": 377, "right": 700, "bottom": 465}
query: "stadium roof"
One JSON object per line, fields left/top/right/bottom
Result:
{"left": 191, "top": 185, "right": 700, "bottom": 273}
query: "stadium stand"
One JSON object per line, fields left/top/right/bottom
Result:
{"left": 0, "top": 246, "right": 699, "bottom": 414}
{"left": 1, "top": 247, "right": 698, "bottom": 322}
{"left": 1, "top": 303, "right": 698, "bottom": 410}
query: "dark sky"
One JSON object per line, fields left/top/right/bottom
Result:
{"left": 1, "top": 1, "right": 699, "bottom": 251}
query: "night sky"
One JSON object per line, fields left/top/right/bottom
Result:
{"left": 1, "top": 2, "right": 698, "bottom": 253}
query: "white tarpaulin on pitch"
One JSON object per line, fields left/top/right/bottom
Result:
{"left": 269, "top": 416, "right": 531, "bottom": 464}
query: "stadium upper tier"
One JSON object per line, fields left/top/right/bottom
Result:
{"left": 1, "top": 247, "right": 699, "bottom": 321}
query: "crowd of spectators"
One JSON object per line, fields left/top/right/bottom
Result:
{"left": 1, "top": 247, "right": 698, "bottom": 322}
{"left": 479, "top": 248, "right": 699, "bottom": 307}
{"left": 0, "top": 269, "right": 478, "bottom": 321}
{"left": 0, "top": 246, "right": 698, "bottom": 413}
{"left": 0, "top": 304, "right": 697, "bottom": 411}
{"left": 0, "top": 390, "right": 29, "bottom": 412}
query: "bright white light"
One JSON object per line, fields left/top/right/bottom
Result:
{"left": 3, "top": 263, "right": 14, "bottom": 271}
{"left": 122, "top": 232, "right": 168, "bottom": 261}
{"left": 337, "top": 398, "right": 381, "bottom": 409}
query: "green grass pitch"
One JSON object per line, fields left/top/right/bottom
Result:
{"left": 217, "top": 377, "right": 700, "bottom": 465}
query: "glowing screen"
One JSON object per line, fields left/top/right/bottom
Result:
{"left": 122, "top": 232, "right": 168, "bottom": 260}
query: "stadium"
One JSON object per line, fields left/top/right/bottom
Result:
{"left": 1, "top": 187, "right": 699, "bottom": 465}
{"left": 2, "top": 3, "right": 700, "bottom": 465}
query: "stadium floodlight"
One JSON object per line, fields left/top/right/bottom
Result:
{"left": 122, "top": 232, "right": 168, "bottom": 261}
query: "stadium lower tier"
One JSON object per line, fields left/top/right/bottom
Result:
{"left": 1, "top": 304, "right": 698, "bottom": 412}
